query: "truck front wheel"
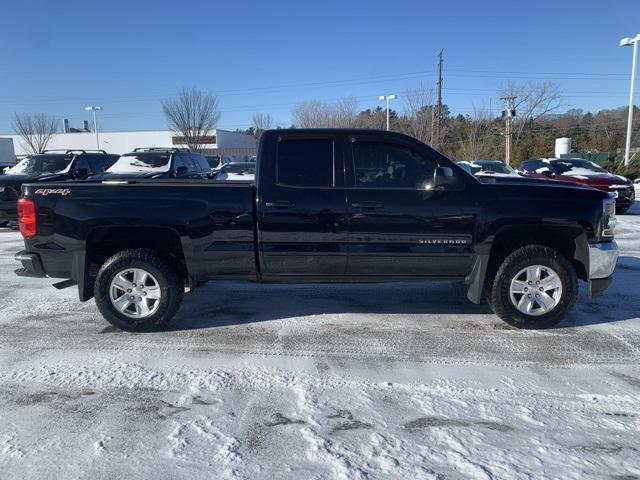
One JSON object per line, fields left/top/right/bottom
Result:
{"left": 94, "top": 249, "right": 184, "bottom": 332}
{"left": 489, "top": 245, "right": 577, "bottom": 329}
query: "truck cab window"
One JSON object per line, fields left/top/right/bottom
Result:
{"left": 277, "top": 139, "right": 334, "bottom": 187}
{"left": 87, "top": 156, "right": 106, "bottom": 173}
{"left": 353, "top": 142, "right": 436, "bottom": 189}
{"left": 172, "top": 155, "right": 187, "bottom": 176}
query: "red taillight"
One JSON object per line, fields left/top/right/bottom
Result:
{"left": 17, "top": 198, "right": 37, "bottom": 238}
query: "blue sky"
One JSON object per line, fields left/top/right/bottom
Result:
{"left": 0, "top": 0, "right": 638, "bottom": 133}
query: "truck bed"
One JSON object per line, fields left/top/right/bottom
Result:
{"left": 21, "top": 179, "right": 258, "bottom": 295}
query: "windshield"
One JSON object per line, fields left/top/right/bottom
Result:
{"left": 456, "top": 162, "right": 478, "bottom": 178}
{"left": 107, "top": 154, "right": 170, "bottom": 173}
{"left": 222, "top": 163, "right": 255, "bottom": 174}
{"left": 550, "top": 159, "right": 607, "bottom": 175}
{"left": 474, "top": 161, "right": 515, "bottom": 174}
{"left": 5, "top": 155, "right": 72, "bottom": 175}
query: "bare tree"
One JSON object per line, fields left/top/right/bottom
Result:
{"left": 457, "top": 107, "right": 496, "bottom": 161}
{"left": 355, "top": 107, "right": 388, "bottom": 130}
{"left": 332, "top": 97, "right": 359, "bottom": 128}
{"left": 251, "top": 113, "right": 273, "bottom": 139}
{"left": 162, "top": 87, "right": 221, "bottom": 152}
{"left": 403, "top": 83, "right": 435, "bottom": 144}
{"left": 499, "top": 81, "right": 564, "bottom": 143}
{"left": 12, "top": 113, "right": 59, "bottom": 154}
{"left": 292, "top": 97, "right": 358, "bottom": 128}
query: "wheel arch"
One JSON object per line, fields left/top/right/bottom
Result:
{"left": 466, "top": 223, "right": 589, "bottom": 304}
{"left": 487, "top": 224, "right": 588, "bottom": 281}
{"left": 80, "top": 225, "right": 188, "bottom": 301}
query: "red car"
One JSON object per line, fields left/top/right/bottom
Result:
{"left": 518, "top": 158, "right": 635, "bottom": 213}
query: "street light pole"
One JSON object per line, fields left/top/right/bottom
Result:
{"left": 378, "top": 94, "right": 397, "bottom": 131}
{"left": 84, "top": 106, "right": 103, "bottom": 150}
{"left": 621, "top": 34, "right": 640, "bottom": 166}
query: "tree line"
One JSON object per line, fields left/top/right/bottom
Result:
{"left": 11, "top": 84, "right": 640, "bottom": 176}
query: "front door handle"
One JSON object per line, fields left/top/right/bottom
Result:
{"left": 351, "top": 201, "right": 383, "bottom": 210}
{"left": 265, "top": 200, "right": 294, "bottom": 209}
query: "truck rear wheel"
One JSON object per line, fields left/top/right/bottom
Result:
{"left": 94, "top": 249, "right": 183, "bottom": 332}
{"left": 489, "top": 245, "right": 577, "bottom": 329}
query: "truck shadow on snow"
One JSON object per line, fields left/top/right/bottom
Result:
{"left": 166, "top": 255, "right": 640, "bottom": 331}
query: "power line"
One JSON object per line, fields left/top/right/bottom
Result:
{"left": 447, "top": 68, "right": 628, "bottom": 77}
{"left": 0, "top": 66, "right": 632, "bottom": 107}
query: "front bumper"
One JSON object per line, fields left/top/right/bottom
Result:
{"left": 587, "top": 241, "right": 618, "bottom": 298}
{"left": 14, "top": 251, "right": 46, "bottom": 278}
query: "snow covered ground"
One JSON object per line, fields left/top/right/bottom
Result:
{"left": 1, "top": 202, "right": 639, "bottom": 479}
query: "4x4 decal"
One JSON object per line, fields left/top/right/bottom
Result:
{"left": 34, "top": 188, "right": 70, "bottom": 196}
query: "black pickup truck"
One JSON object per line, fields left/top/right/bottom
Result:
{"left": 14, "top": 129, "right": 619, "bottom": 331}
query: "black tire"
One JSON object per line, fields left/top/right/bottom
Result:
{"left": 94, "top": 249, "right": 183, "bottom": 332}
{"left": 489, "top": 245, "right": 578, "bottom": 329}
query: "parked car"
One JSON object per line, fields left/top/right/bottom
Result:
{"left": 205, "top": 155, "right": 222, "bottom": 172}
{"left": 458, "top": 160, "right": 522, "bottom": 178}
{"left": 0, "top": 150, "right": 117, "bottom": 226}
{"left": 1, "top": 161, "right": 16, "bottom": 174}
{"left": 15, "top": 129, "right": 618, "bottom": 332}
{"left": 214, "top": 162, "right": 255, "bottom": 181}
{"left": 518, "top": 158, "right": 635, "bottom": 213}
{"left": 91, "top": 148, "right": 211, "bottom": 180}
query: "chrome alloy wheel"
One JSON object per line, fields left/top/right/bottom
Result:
{"left": 509, "top": 265, "right": 563, "bottom": 316}
{"left": 109, "top": 268, "right": 161, "bottom": 319}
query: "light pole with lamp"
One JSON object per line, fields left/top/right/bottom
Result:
{"left": 85, "top": 106, "right": 103, "bottom": 150}
{"left": 620, "top": 34, "right": 640, "bottom": 166}
{"left": 378, "top": 94, "right": 397, "bottom": 131}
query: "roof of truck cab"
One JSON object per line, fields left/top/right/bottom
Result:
{"left": 265, "top": 128, "right": 410, "bottom": 135}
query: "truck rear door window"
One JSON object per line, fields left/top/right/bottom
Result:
{"left": 277, "top": 139, "right": 334, "bottom": 187}
{"left": 352, "top": 142, "right": 436, "bottom": 189}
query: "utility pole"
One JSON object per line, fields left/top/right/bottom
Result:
{"left": 433, "top": 49, "right": 444, "bottom": 150}
{"left": 500, "top": 96, "right": 516, "bottom": 165}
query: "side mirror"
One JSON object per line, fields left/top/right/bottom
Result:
{"left": 538, "top": 167, "right": 553, "bottom": 177}
{"left": 433, "top": 166, "right": 459, "bottom": 190}
{"left": 175, "top": 166, "right": 188, "bottom": 177}
{"left": 75, "top": 167, "right": 89, "bottom": 178}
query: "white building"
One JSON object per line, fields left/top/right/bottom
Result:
{"left": 1, "top": 129, "right": 256, "bottom": 158}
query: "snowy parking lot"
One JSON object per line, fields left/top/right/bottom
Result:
{"left": 0, "top": 200, "right": 639, "bottom": 479}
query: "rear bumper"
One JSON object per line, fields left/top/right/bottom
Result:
{"left": 587, "top": 241, "right": 618, "bottom": 298}
{"left": 14, "top": 250, "right": 46, "bottom": 278}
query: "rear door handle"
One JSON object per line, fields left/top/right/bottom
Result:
{"left": 351, "top": 201, "right": 383, "bottom": 210}
{"left": 265, "top": 200, "right": 294, "bottom": 209}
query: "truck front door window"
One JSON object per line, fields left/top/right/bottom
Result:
{"left": 353, "top": 142, "right": 436, "bottom": 189}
